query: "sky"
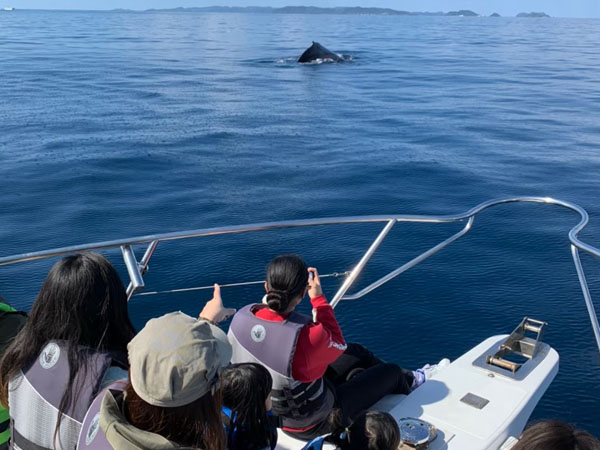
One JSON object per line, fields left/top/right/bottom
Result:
{"left": 8, "top": 0, "right": 600, "bottom": 18}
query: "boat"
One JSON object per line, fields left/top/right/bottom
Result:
{"left": 1, "top": 196, "right": 599, "bottom": 449}
{"left": 2, "top": 7, "right": 14, "bottom": 11}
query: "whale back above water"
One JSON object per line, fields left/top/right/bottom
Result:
{"left": 298, "top": 41, "right": 342, "bottom": 63}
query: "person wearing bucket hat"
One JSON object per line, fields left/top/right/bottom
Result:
{"left": 77, "top": 284, "right": 235, "bottom": 450}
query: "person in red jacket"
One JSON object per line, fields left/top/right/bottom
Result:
{"left": 254, "top": 262, "right": 347, "bottom": 384}
{"left": 228, "top": 254, "right": 445, "bottom": 440}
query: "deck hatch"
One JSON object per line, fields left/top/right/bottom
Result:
{"left": 460, "top": 393, "right": 489, "bottom": 409}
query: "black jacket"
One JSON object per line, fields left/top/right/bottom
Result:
{"left": 0, "top": 303, "right": 27, "bottom": 355}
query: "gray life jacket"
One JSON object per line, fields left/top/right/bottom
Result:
{"left": 76, "top": 381, "right": 127, "bottom": 450}
{"left": 228, "top": 304, "right": 334, "bottom": 430}
{"left": 8, "top": 341, "right": 126, "bottom": 450}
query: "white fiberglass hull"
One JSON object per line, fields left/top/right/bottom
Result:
{"left": 276, "top": 334, "right": 558, "bottom": 450}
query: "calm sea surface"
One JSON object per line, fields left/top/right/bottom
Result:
{"left": 1, "top": 10, "right": 599, "bottom": 435}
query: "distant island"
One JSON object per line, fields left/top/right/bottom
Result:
{"left": 445, "top": 10, "right": 478, "bottom": 17}
{"left": 113, "top": 6, "right": 550, "bottom": 18}
{"left": 517, "top": 12, "right": 551, "bottom": 18}
{"left": 143, "top": 6, "right": 458, "bottom": 16}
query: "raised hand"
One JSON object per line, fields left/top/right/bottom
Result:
{"left": 307, "top": 267, "right": 323, "bottom": 299}
{"left": 199, "top": 284, "right": 236, "bottom": 323}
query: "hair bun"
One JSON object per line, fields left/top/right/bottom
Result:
{"left": 266, "top": 290, "right": 289, "bottom": 312}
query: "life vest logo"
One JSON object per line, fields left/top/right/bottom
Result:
{"left": 251, "top": 324, "right": 266, "bottom": 342}
{"left": 40, "top": 343, "right": 60, "bottom": 369}
{"left": 85, "top": 413, "right": 101, "bottom": 445}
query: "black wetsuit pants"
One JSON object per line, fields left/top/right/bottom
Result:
{"left": 285, "top": 343, "right": 414, "bottom": 440}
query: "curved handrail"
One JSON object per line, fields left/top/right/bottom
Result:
{"left": 334, "top": 197, "right": 596, "bottom": 303}
{"left": 333, "top": 216, "right": 474, "bottom": 304}
{"left": 0, "top": 197, "right": 597, "bottom": 264}
{"left": 0, "top": 196, "right": 599, "bottom": 351}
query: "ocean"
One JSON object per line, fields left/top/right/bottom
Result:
{"left": 1, "top": 9, "right": 599, "bottom": 435}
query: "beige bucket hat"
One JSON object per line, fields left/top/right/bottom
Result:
{"left": 127, "top": 311, "right": 232, "bottom": 407}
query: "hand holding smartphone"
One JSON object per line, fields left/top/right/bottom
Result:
{"left": 307, "top": 267, "right": 323, "bottom": 298}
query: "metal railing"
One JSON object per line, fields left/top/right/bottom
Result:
{"left": 1, "top": 196, "right": 599, "bottom": 352}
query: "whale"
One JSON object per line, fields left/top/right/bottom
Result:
{"left": 298, "top": 41, "right": 343, "bottom": 63}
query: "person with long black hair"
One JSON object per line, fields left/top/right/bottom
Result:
{"left": 221, "top": 363, "right": 278, "bottom": 450}
{"left": 0, "top": 253, "right": 136, "bottom": 450}
{"left": 228, "top": 254, "right": 447, "bottom": 440}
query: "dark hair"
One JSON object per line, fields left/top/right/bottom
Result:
{"left": 513, "top": 420, "right": 600, "bottom": 450}
{"left": 221, "top": 363, "right": 276, "bottom": 450}
{"left": 0, "top": 253, "right": 135, "bottom": 439}
{"left": 125, "top": 381, "right": 226, "bottom": 450}
{"left": 265, "top": 254, "right": 308, "bottom": 313}
{"left": 329, "top": 409, "right": 401, "bottom": 450}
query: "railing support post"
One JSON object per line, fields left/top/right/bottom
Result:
{"left": 571, "top": 246, "right": 600, "bottom": 352}
{"left": 330, "top": 220, "right": 396, "bottom": 309}
{"left": 125, "top": 240, "right": 158, "bottom": 301}
{"left": 121, "top": 245, "right": 144, "bottom": 300}
{"left": 341, "top": 217, "right": 474, "bottom": 302}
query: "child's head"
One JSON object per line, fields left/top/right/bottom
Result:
{"left": 221, "top": 362, "right": 273, "bottom": 411}
{"left": 513, "top": 420, "right": 600, "bottom": 450}
{"left": 330, "top": 410, "right": 400, "bottom": 450}
{"left": 221, "top": 363, "right": 275, "bottom": 450}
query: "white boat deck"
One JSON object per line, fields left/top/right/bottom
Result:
{"left": 276, "top": 334, "right": 559, "bottom": 450}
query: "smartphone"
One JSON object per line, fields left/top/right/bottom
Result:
{"left": 309, "top": 271, "right": 314, "bottom": 280}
